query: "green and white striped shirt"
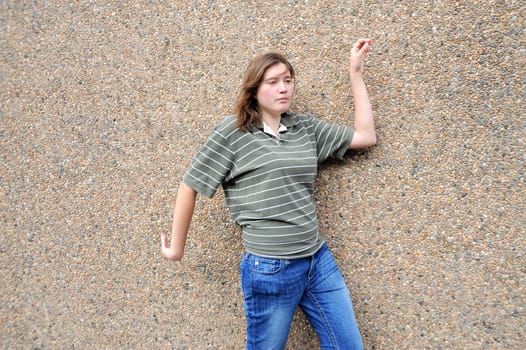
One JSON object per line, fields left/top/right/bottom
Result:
{"left": 183, "top": 112, "right": 354, "bottom": 259}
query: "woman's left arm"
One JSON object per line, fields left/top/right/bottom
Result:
{"left": 348, "top": 38, "right": 377, "bottom": 149}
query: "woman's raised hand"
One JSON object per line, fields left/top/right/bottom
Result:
{"left": 349, "top": 38, "right": 372, "bottom": 76}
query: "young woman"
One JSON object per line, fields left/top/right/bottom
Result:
{"left": 161, "top": 38, "right": 375, "bottom": 350}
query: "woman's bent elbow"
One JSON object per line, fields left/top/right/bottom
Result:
{"left": 350, "top": 132, "right": 377, "bottom": 149}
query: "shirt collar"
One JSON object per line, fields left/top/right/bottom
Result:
{"left": 280, "top": 112, "right": 298, "bottom": 127}
{"left": 254, "top": 112, "right": 298, "bottom": 131}
{"left": 262, "top": 121, "right": 287, "bottom": 136}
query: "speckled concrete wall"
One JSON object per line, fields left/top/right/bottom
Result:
{"left": 1, "top": 1, "right": 524, "bottom": 349}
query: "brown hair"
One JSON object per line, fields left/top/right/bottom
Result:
{"left": 234, "top": 52, "right": 295, "bottom": 131}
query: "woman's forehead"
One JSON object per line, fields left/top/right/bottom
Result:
{"left": 264, "top": 63, "right": 291, "bottom": 79}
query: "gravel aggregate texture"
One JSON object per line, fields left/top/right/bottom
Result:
{"left": 1, "top": 1, "right": 525, "bottom": 349}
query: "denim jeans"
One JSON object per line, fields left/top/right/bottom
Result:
{"left": 240, "top": 243, "right": 363, "bottom": 350}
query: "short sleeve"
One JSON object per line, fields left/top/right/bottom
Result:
{"left": 182, "top": 125, "right": 235, "bottom": 198}
{"left": 310, "top": 116, "right": 354, "bottom": 162}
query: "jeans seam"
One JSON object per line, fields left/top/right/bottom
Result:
{"left": 305, "top": 290, "right": 340, "bottom": 349}
{"left": 246, "top": 261, "right": 256, "bottom": 349}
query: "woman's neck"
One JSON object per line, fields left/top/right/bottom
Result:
{"left": 261, "top": 113, "right": 281, "bottom": 136}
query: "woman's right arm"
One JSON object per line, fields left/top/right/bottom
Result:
{"left": 160, "top": 182, "right": 197, "bottom": 261}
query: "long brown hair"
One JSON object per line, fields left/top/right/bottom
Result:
{"left": 234, "top": 52, "right": 295, "bottom": 131}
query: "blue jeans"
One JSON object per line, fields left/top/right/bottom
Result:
{"left": 240, "top": 243, "right": 363, "bottom": 350}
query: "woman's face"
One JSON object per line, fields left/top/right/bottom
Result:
{"left": 256, "top": 62, "right": 294, "bottom": 119}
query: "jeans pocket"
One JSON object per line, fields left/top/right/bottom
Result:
{"left": 250, "top": 256, "right": 284, "bottom": 275}
{"left": 242, "top": 254, "right": 289, "bottom": 299}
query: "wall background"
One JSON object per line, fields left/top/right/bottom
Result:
{"left": 1, "top": 1, "right": 524, "bottom": 348}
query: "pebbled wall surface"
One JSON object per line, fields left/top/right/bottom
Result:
{"left": 1, "top": 1, "right": 524, "bottom": 349}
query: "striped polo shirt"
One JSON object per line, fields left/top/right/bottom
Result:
{"left": 183, "top": 112, "right": 354, "bottom": 259}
